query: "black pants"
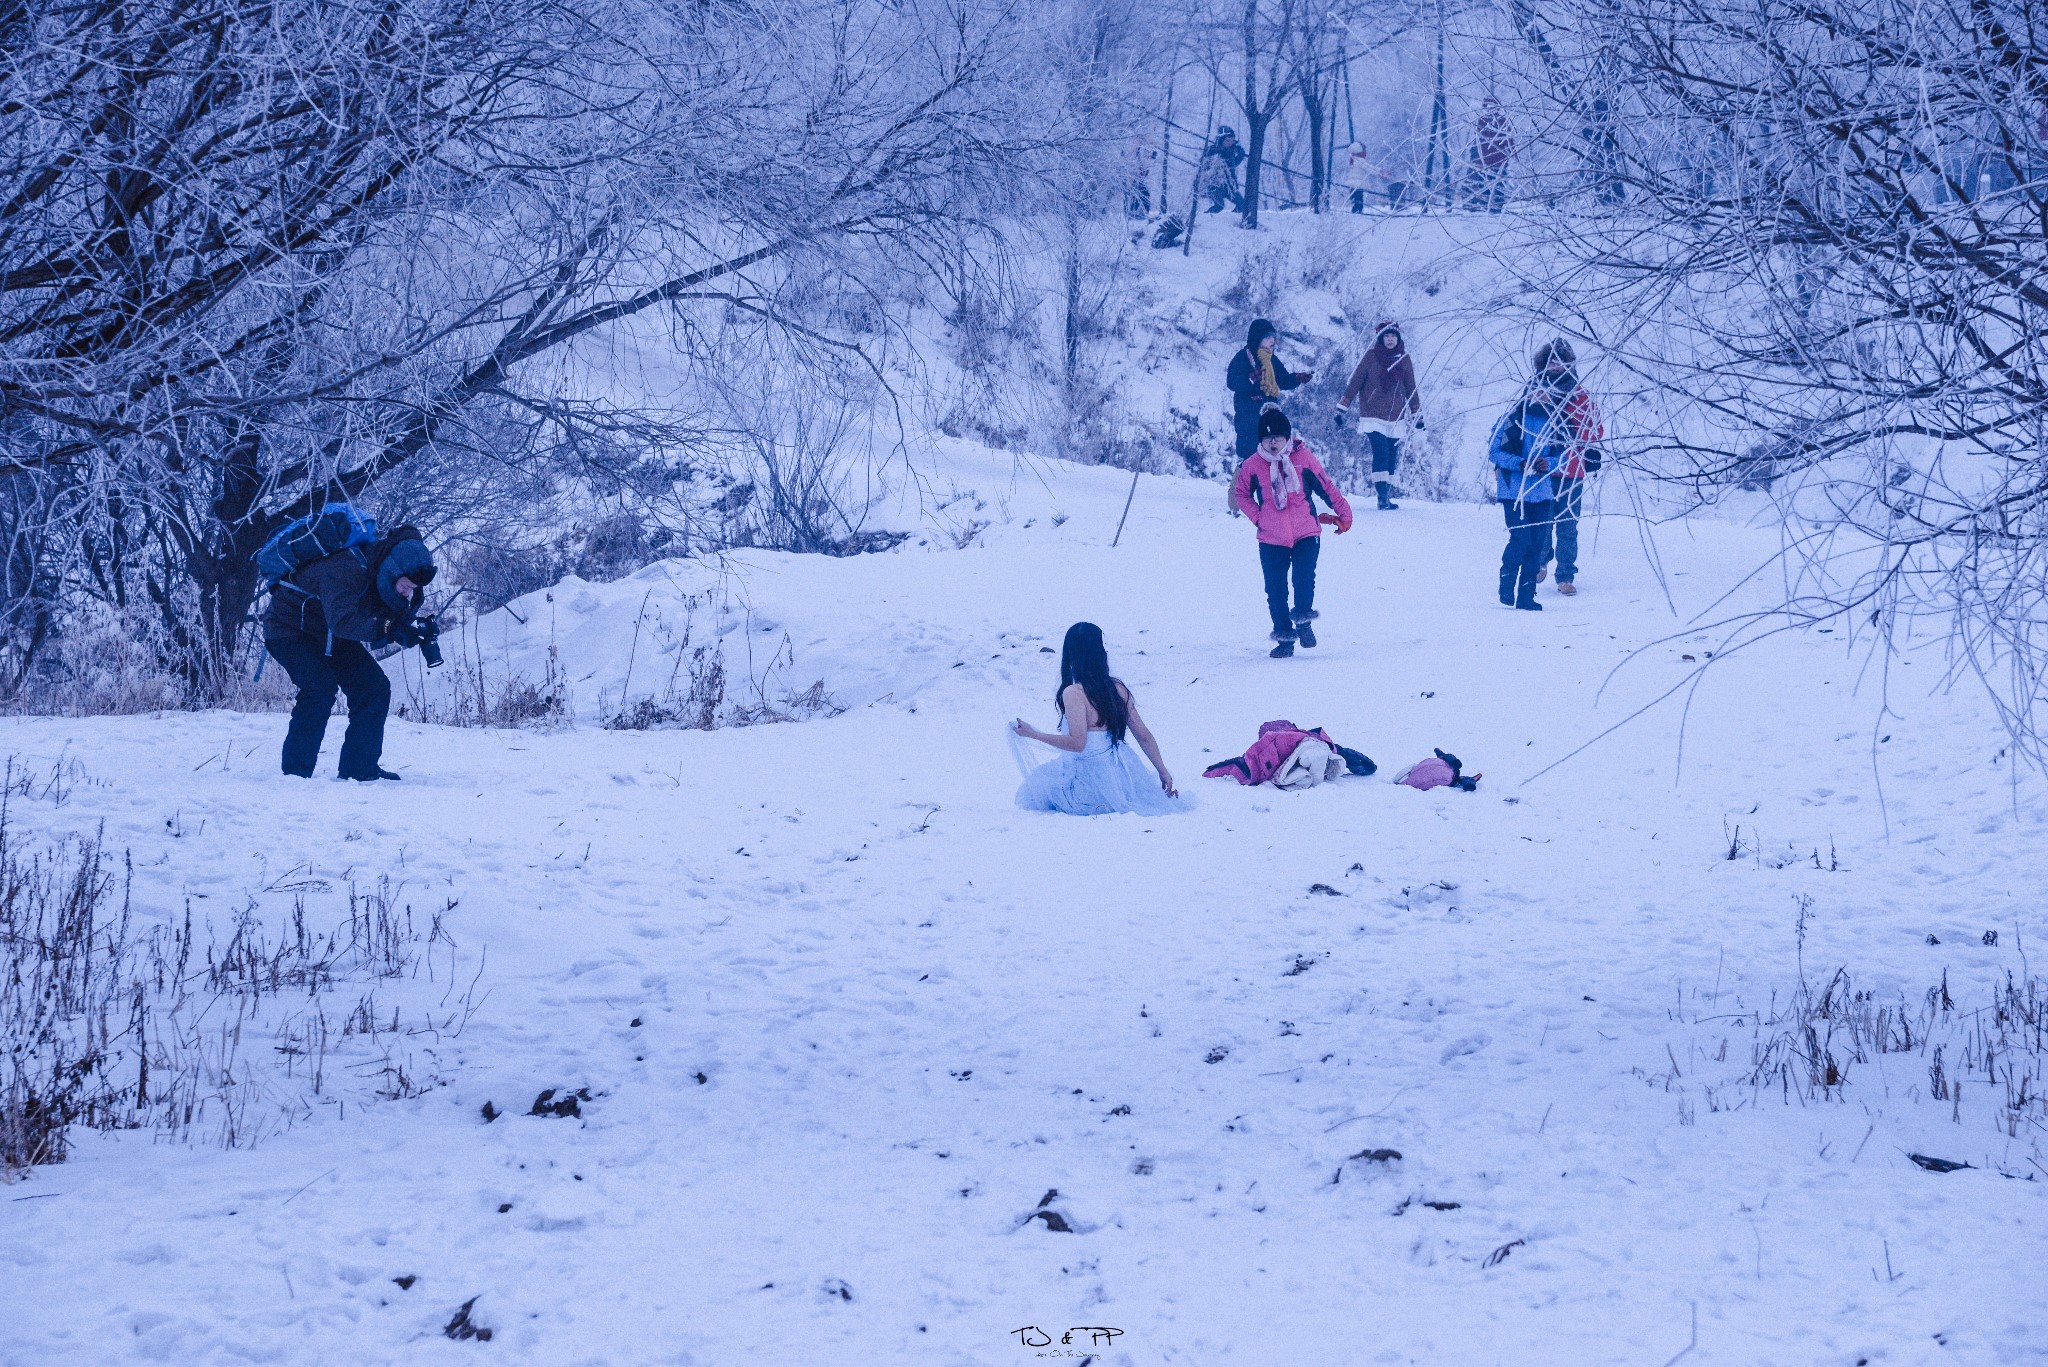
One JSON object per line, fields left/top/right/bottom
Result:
{"left": 264, "top": 633, "right": 391, "bottom": 778}
{"left": 1259, "top": 537, "right": 1320, "bottom": 636}
{"left": 1499, "top": 500, "right": 1554, "bottom": 607}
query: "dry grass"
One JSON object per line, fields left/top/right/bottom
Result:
{"left": 1, "top": 774, "right": 481, "bottom": 1172}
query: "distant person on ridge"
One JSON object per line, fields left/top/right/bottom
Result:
{"left": 263, "top": 524, "right": 439, "bottom": 780}
{"left": 1477, "top": 97, "right": 1515, "bottom": 212}
{"left": 1344, "top": 142, "right": 1377, "bottom": 214}
{"left": 1226, "top": 318, "right": 1312, "bottom": 464}
{"left": 1529, "top": 339, "right": 1605, "bottom": 596}
{"left": 1232, "top": 407, "right": 1353, "bottom": 658}
{"left": 1198, "top": 127, "right": 1246, "bottom": 214}
{"left": 1336, "top": 320, "right": 1424, "bottom": 510}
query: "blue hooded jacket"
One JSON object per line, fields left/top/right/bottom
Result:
{"left": 1488, "top": 395, "right": 1565, "bottom": 504}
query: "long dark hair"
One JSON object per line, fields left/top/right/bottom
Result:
{"left": 1055, "top": 621, "right": 1129, "bottom": 744}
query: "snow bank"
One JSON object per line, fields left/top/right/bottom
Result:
{"left": 7, "top": 436, "right": 2045, "bottom": 1364}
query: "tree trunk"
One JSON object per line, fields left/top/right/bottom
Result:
{"left": 1063, "top": 217, "right": 1082, "bottom": 382}
{"left": 1304, "top": 86, "right": 1327, "bottom": 213}
{"left": 1241, "top": 8, "right": 1264, "bottom": 229}
{"left": 186, "top": 427, "right": 278, "bottom": 696}
{"left": 1427, "top": 1, "right": 1448, "bottom": 208}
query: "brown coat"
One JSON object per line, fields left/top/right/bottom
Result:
{"left": 1340, "top": 326, "right": 1421, "bottom": 422}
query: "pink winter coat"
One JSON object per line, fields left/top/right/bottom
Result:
{"left": 1204, "top": 720, "right": 1340, "bottom": 785}
{"left": 1231, "top": 438, "right": 1353, "bottom": 547}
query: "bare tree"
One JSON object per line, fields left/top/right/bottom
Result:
{"left": 1186, "top": 0, "right": 1300, "bottom": 229}
{"left": 0, "top": 0, "right": 1069, "bottom": 697}
{"left": 1515, "top": 0, "right": 2048, "bottom": 752}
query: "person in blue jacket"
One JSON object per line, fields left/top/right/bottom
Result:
{"left": 1226, "top": 319, "right": 1312, "bottom": 461}
{"left": 1487, "top": 371, "right": 1572, "bottom": 611}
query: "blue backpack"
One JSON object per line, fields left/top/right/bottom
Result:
{"left": 254, "top": 506, "right": 379, "bottom": 588}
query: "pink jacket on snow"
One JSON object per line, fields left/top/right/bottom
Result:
{"left": 1231, "top": 438, "right": 1353, "bottom": 547}
{"left": 1204, "top": 719, "right": 1341, "bottom": 786}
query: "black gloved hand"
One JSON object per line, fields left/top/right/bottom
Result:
{"left": 389, "top": 618, "right": 427, "bottom": 649}
{"left": 1583, "top": 446, "right": 1604, "bottom": 474}
{"left": 1413, "top": 416, "right": 1426, "bottom": 431}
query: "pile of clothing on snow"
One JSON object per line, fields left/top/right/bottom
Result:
{"left": 1202, "top": 720, "right": 1374, "bottom": 789}
{"left": 1204, "top": 723, "right": 1480, "bottom": 794}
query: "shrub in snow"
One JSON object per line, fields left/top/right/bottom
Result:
{"left": 0, "top": 777, "right": 480, "bottom": 1172}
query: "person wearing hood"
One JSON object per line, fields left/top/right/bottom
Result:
{"left": 1226, "top": 318, "right": 1312, "bottom": 462}
{"left": 1231, "top": 407, "right": 1353, "bottom": 658}
{"left": 1487, "top": 357, "right": 1566, "bottom": 611}
{"left": 1336, "top": 321, "right": 1424, "bottom": 510}
{"left": 262, "top": 526, "right": 438, "bottom": 780}
{"left": 1529, "top": 339, "right": 1604, "bottom": 595}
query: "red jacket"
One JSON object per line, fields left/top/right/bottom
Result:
{"left": 1231, "top": 438, "right": 1353, "bottom": 546}
{"left": 1555, "top": 387, "right": 1604, "bottom": 479}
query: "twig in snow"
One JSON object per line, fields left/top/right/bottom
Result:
{"left": 1660, "top": 1302, "right": 1697, "bottom": 1366}
{"left": 280, "top": 1168, "right": 337, "bottom": 1206}
{"left": 1111, "top": 468, "right": 1141, "bottom": 548}
{"left": 1323, "top": 1084, "right": 1415, "bottom": 1131}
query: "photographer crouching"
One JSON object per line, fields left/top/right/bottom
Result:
{"left": 261, "top": 521, "right": 441, "bottom": 782}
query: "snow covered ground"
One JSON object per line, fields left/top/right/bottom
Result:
{"left": 6, "top": 450, "right": 2046, "bottom": 1366}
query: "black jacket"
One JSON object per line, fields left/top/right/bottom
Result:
{"left": 1226, "top": 346, "right": 1307, "bottom": 456}
{"left": 263, "top": 530, "right": 420, "bottom": 649}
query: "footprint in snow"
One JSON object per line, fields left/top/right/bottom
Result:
{"left": 1438, "top": 1035, "right": 1488, "bottom": 1064}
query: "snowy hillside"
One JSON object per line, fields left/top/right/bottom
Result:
{"left": 6, "top": 450, "right": 2045, "bottom": 1366}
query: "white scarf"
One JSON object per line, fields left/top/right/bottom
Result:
{"left": 1267, "top": 441, "right": 1301, "bottom": 510}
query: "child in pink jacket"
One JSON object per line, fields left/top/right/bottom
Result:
{"left": 1231, "top": 407, "right": 1353, "bottom": 658}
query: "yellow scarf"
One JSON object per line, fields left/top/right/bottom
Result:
{"left": 1257, "top": 348, "right": 1281, "bottom": 398}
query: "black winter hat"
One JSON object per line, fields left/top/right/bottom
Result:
{"left": 1534, "top": 338, "right": 1576, "bottom": 371}
{"left": 1257, "top": 406, "right": 1292, "bottom": 440}
{"left": 1246, "top": 317, "right": 1277, "bottom": 349}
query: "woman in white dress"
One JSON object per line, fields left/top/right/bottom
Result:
{"left": 1010, "top": 622, "right": 1189, "bottom": 817}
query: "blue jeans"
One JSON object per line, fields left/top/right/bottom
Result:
{"left": 1499, "top": 501, "right": 1554, "bottom": 607}
{"left": 1549, "top": 477, "right": 1585, "bottom": 583}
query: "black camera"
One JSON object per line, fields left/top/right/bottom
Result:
{"left": 416, "top": 615, "right": 443, "bottom": 670}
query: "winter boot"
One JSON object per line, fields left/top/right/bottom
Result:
{"left": 1557, "top": 581, "right": 1578, "bottom": 596}
{"left": 1295, "top": 621, "right": 1318, "bottom": 649}
{"left": 1376, "top": 480, "right": 1398, "bottom": 511}
{"left": 348, "top": 767, "right": 403, "bottom": 781}
{"left": 1269, "top": 637, "right": 1297, "bottom": 659}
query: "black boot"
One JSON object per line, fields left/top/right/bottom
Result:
{"left": 1269, "top": 635, "right": 1296, "bottom": 658}
{"left": 348, "top": 767, "right": 403, "bottom": 781}
{"left": 1376, "top": 480, "right": 1398, "bottom": 511}
{"left": 1294, "top": 620, "right": 1318, "bottom": 648}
